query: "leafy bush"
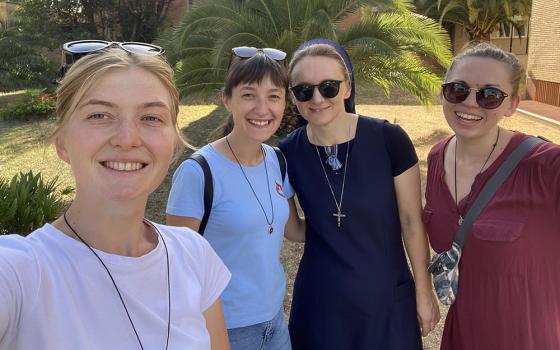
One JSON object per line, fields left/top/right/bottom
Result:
{"left": 0, "top": 171, "right": 73, "bottom": 236}
{"left": 0, "top": 27, "right": 57, "bottom": 91}
{"left": 0, "top": 90, "right": 56, "bottom": 121}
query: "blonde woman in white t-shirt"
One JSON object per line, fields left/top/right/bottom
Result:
{"left": 0, "top": 42, "right": 231, "bottom": 350}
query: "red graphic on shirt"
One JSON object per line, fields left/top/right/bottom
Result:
{"left": 276, "top": 182, "right": 286, "bottom": 198}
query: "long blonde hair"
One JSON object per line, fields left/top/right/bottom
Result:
{"left": 52, "top": 48, "right": 187, "bottom": 160}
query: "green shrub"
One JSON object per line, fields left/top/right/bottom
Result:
{"left": 0, "top": 171, "right": 73, "bottom": 236}
{"left": 0, "top": 90, "right": 56, "bottom": 121}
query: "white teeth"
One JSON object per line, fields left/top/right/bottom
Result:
{"left": 104, "top": 161, "right": 144, "bottom": 171}
{"left": 248, "top": 119, "right": 270, "bottom": 126}
{"left": 456, "top": 112, "right": 483, "bottom": 121}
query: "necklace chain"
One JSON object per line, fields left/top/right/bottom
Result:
{"left": 225, "top": 136, "right": 275, "bottom": 234}
{"left": 312, "top": 122, "right": 351, "bottom": 228}
{"left": 454, "top": 127, "right": 501, "bottom": 225}
{"left": 63, "top": 211, "right": 171, "bottom": 350}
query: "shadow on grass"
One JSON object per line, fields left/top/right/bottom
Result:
{"left": 414, "top": 128, "right": 451, "bottom": 148}
{"left": 181, "top": 105, "right": 229, "bottom": 148}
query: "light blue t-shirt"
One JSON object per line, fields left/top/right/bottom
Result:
{"left": 166, "top": 144, "right": 294, "bottom": 329}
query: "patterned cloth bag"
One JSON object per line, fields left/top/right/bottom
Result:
{"left": 428, "top": 242, "right": 462, "bottom": 305}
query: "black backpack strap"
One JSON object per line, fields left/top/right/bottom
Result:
{"left": 272, "top": 146, "right": 286, "bottom": 182}
{"left": 188, "top": 154, "right": 213, "bottom": 235}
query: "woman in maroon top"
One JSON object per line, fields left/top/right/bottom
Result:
{"left": 424, "top": 42, "right": 560, "bottom": 350}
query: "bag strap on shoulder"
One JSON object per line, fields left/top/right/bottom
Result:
{"left": 453, "top": 136, "right": 542, "bottom": 248}
{"left": 188, "top": 154, "right": 213, "bottom": 235}
{"left": 189, "top": 146, "right": 286, "bottom": 236}
{"left": 272, "top": 146, "right": 287, "bottom": 182}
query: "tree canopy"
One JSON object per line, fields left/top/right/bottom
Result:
{"left": 414, "top": 0, "right": 532, "bottom": 41}
{"left": 160, "top": 0, "right": 452, "bottom": 104}
{"left": 14, "top": 0, "right": 174, "bottom": 45}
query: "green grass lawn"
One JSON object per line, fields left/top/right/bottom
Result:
{"left": 1, "top": 98, "right": 559, "bottom": 349}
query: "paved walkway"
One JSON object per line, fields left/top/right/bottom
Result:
{"left": 517, "top": 100, "right": 560, "bottom": 126}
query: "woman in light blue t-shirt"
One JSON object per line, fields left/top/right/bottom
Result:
{"left": 166, "top": 47, "right": 305, "bottom": 350}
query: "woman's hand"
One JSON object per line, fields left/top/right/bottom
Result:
{"left": 416, "top": 288, "right": 441, "bottom": 336}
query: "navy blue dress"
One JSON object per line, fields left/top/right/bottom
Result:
{"left": 278, "top": 116, "right": 422, "bottom": 350}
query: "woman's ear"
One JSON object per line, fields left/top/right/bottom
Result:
{"left": 505, "top": 95, "right": 521, "bottom": 117}
{"left": 54, "top": 135, "right": 70, "bottom": 164}
{"left": 343, "top": 80, "right": 352, "bottom": 99}
{"left": 222, "top": 93, "right": 231, "bottom": 112}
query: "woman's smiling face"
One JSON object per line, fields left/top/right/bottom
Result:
{"left": 55, "top": 66, "right": 177, "bottom": 201}
{"left": 442, "top": 56, "right": 519, "bottom": 141}
{"left": 290, "top": 56, "right": 351, "bottom": 127}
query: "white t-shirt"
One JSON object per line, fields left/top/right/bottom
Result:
{"left": 0, "top": 222, "right": 231, "bottom": 349}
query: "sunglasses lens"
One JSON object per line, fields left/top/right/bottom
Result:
{"left": 291, "top": 85, "right": 315, "bottom": 102}
{"left": 64, "top": 40, "right": 108, "bottom": 53}
{"left": 262, "top": 48, "right": 287, "bottom": 61}
{"left": 232, "top": 46, "right": 258, "bottom": 58}
{"left": 318, "top": 80, "right": 341, "bottom": 99}
{"left": 476, "top": 87, "right": 505, "bottom": 109}
{"left": 121, "top": 43, "right": 164, "bottom": 55}
{"left": 442, "top": 82, "right": 469, "bottom": 104}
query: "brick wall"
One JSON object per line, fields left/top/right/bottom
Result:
{"left": 526, "top": 0, "right": 560, "bottom": 83}
{"left": 526, "top": 0, "right": 560, "bottom": 105}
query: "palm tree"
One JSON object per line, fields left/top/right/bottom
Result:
{"left": 414, "top": 0, "right": 531, "bottom": 41}
{"left": 160, "top": 0, "right": 451, "bottom": 105}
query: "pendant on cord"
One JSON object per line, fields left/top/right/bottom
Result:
{"left": 333, "top": 210, "right": 346, "bottom": 228}
{"left": 458, "top": 216, "right": 464, "bottom": 226}
{"left": 269, "top": 226, "right": 273, "bottom": 234}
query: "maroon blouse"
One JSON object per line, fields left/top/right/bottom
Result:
{"left": 424, "top": 132, "right": 560, "bottom": 350}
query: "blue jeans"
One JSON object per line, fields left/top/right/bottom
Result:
{"left": 228, "top": 308, "right": 291, "bottom": 350}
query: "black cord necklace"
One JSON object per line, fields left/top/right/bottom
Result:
{"left": 63, "top": 210, "right": 171, "bottom": 350}
{"left": 225, "top": 136, "right": 275, "bottom": 234}
{"left": 454, "top": 127, "right": 500, "bottom": 226}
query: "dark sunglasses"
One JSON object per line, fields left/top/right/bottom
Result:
{"left": 441, "top": 82, "right": 509, "bottom": 109}
{"left": 290, "top": 80, "right": 343, "bottom": 102}
{"left": 59, "top": 40, "right": 164, "bottom": 79}
{"left": 231, "top": 46, "right": 287, "bottom": 62}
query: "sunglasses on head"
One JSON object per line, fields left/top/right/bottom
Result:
{"left": 441, "top": 82, "right": 509, "bottom": 109}
{"left": 231, "top": 46, "right": 287, "bottom": 62}
{"left": 62, "top": 40, "right": 164, "bottom": 64}
{"left": 59, "top": 40, "right": 165, "bottom": 79}
{"left": 290, "top": 80, "right": 343, "bottom": 102}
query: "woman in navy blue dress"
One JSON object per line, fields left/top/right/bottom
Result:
{"left": 278, "top": 39, "right": 440, "bottom": 349}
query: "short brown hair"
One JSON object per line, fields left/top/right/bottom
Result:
{"left": 208, "top": 53, "right": 289, "bottom": 141}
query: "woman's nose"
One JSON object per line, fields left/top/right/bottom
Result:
{"left": 110, "top": 119, "right": 142, "bottom": 149}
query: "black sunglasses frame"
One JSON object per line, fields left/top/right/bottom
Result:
{"left": 290, "top": 80, "right": 344, "bottom": 102}
{"left": 441, "top": 82, "right": 509, "bottom": 110}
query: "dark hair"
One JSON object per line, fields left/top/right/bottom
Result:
{"left": 208, "top": 53, "right": 289, "bottom": 141}
{"left": 446, "top": 42, "right": 524, "bottom": 97}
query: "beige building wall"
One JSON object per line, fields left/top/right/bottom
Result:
{"left": 526, "top": 0, "right": 560, "bottom": 106}
{"left": 0, "top": 2, "right": 16, "bottom": 27}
